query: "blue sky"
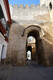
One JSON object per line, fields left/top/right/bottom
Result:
{"left": 9, "top": 0, "right": 40, "bottom": 6}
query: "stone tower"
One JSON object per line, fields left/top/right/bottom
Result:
{"left": 40, "top": 0, "right": 53, "bottom": 10}
{"left": 7, "top": 0, "right": 53, "bottom": 66}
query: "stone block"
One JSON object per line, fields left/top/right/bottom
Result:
{"left": 10, "top": 4, "right": 13, "bottom": 7}
{"left": 19, "top": 4, "right": 24, "bottom": 8}
{"left": 30, "top": 4, "right": 35, "bottom": 8}
{"left": 36, "top": 4, "right": 40, "bottom": 8}
{"left": 14, "top": 4, "right": 18, "bottom": 7}
{"left": 50, "top": 9, "right": 53, "bottom": 23}
{"left": 25, "top": 4, "right": 29, "bottom": 8}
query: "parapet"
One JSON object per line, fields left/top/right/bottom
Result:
{"left": 41, "top": 4, "right": 46, "bottom": 8}
{"left": 14, "top": 4, "right": 18, "bottom": 7}
{"left": 36, "top": 4, "right": 40, "bottom": 8}
{"left": 12, "top": 4, "right": 40, "bottom": 8}
{"left": 10, "top": 4, "right": 48, "bottom": 10}
{"left": 9, "top": 4, "right": 13, "bottom": 7}
{"left": 25, "top": 4, "right": 29, "bottom": 8}
{"left": 19, "top": 4, "right": 24, "bottom": 8}
{"left": 30, "top": 4, "right": 35, "bottom": 8}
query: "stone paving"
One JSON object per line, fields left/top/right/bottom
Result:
{"left": 0, "top": 61, "right": 53, "bottom": 80}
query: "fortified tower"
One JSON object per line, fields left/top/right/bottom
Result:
{"left": 9, "top": 4, "right": 49, "bottom": 24}
{"left": 40, "top": 0, "right": 53, "bottom": 10}
{"left": 7, "top": 0, "right": 53, "bottom": 66}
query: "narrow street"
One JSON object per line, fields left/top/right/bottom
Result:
{"left": 0, "top": 61, "right": 53, "bottom": 80}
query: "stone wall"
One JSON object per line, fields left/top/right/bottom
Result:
{"left": 41, "top": 22, "right": 53, "bottom": 65}
{"left": 40, "top": 0, "right": 53, "bottom": 9}
{"left": 6, "top": 21, "right": 53, "bottom": 66}
{"left": 10, "top": 4, "right": 49, "bottom": 22}
{"left": 7, "top": 4, "right": 53, "bottom": 66}
{"left": 7, "top": 20, "right": 53, "bottom": 66}
{"left": 7, "top": 24, "right": 26, "bottom": 66}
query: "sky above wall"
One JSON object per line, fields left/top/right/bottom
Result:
{"left": 8, "top": 0, "right": 40, "bottom": 6}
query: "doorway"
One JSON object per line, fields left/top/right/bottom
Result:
{"left": 26, "top": 36, "right": 37, "bottom": 61}
{"left": 26, "top": 30, "right": 45, "bottom": 65}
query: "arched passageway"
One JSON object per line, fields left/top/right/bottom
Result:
{"left": 1, "top": 45, "right": 4, "bottom": 64}
{"left": 26, "top": 30, "right": 44, "bottom": 64}
{"left": 27, "top": 46, "right": 32, "bottom": 53}
{"left": 26, "top": 36, "right": 37, "bottom": 61}
{"left": 26, "top": 46, "right": 32, "bottom": 60}
{"left": 23, "top": 25, "right": 47, "bottom": 66}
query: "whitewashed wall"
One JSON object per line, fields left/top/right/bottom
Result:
{"left": 0, "top": 33, "right": 8, "bottom": 62}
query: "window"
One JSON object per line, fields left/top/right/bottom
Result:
{"left": 49, "top": 2, "right": 52, "bottom": 10}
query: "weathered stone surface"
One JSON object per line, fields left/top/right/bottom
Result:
{"left": 9, "top": 4, "right": 49, "bottom": 21}
{"left": 7, "top": 4, "right": 53, "bottom": 66}
{"left": 7, "top": 22, "right": 53, "bottom": 66}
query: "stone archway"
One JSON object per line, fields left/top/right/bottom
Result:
{"left": 8, "top": 24, "right": 49, "bottom": 66}
{"left": 22, "top": 25, "right": 48, "bottom": 66}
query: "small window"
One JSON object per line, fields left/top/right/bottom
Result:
{"left": 49, "top": 2, "right": 52, "bottom": 10}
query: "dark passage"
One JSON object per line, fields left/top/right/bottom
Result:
{"left": 26, "top": 29, "right": 46, "bottom": 66}
{"left": 49, "top": 2, "right": 52, "bottom": 10}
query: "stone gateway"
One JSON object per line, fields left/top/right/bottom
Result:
{"left": 7, "top": 0, "right": 53, "bottom": 66}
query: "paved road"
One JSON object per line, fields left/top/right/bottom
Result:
{"left": 0, "top": 61, "right": 53, "bottom": 80}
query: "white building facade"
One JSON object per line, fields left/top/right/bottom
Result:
{"left": 0, "top": 0, "right": 11, "bottom": 64}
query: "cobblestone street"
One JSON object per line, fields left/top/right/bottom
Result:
{"left": 0, "top": 61, "right": 53, "bottom": 80}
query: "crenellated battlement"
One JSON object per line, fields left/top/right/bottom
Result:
{"left": 14, "top": 4, "right": 18, "bottom": 7}
{"left": 30, "top": 4, "right": 35, "bottom": 7}
{"left": 25, "top": 4, "right": 29, "bottom": 8}
{"left": 10, "top": 4, "right": 47, "bottom": 8}
{"left": 36, "top": 4, "right": 40, "bottom": 8}
{"left": 19, "top": 4, "right": 24, "bottom": 8}
{"left": 9, "top": 4, "right": 49, "bottom": 21}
